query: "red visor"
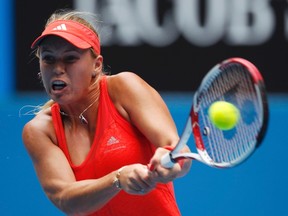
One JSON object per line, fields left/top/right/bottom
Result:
{"left": 31, "top": 20, "right": 100, "bottom": 55}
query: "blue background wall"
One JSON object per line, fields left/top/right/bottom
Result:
{"left": 1, "top": 93, "right": 288, "bottom": 216}
{"left": 0, "top": 0, "right": 14, "bottom": 98}
{"left": 1, "top": 0, "right": 288, "bottom": 215}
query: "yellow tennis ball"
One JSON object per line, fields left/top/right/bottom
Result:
{"left": 208, "top": 101, "right": 240, "bottom": 130}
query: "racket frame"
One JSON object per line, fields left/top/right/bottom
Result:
{"left": 161, "top": 57, "right": 268, "bottom": 168}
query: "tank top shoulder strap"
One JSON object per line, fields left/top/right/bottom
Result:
{"left": 51, "top": 103, "right": 72, "bottom": 163}
{"left": 97, "top": 75, "right": 115, "bottom": 131}
{"left": 98, "top": 75, "right": 131, "bottom": 128}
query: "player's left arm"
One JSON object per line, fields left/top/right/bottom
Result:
{"left": 107, "top": 72, "right": 191, "bottom": 179}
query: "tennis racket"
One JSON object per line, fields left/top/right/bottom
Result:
{"left": 161, "top": 57, "right": 269, "bottom": 168}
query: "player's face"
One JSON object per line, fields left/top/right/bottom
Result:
{"left": 38, "top": 36, "right": 98, "bottom": 104}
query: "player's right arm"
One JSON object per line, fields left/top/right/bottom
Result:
{"left": 22, "top": 109, "right": 122, "bottom": 215}
{"left": 22, "top": 108, "right": 156, "bottom": 215}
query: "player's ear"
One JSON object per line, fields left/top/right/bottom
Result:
{"left": 92, "top": 55, "right": 103, "bottom": 78}
{"left": 93, "top": 55, "right": 103, "bottom": 71}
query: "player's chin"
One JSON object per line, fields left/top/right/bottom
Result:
{"left": 48, "top": 87, "right": 71, "bottom": 100}
{"left": 49, "top": 93, "right": 73, "bottom": 106}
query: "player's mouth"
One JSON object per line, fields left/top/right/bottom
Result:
{"left": 51, "top": 80, "right": 67, "bottom": 91}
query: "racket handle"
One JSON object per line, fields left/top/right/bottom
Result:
{"left": 147, "top": 153, "right": 175, "bottom": 171}
{"left": 161, "top": 152, "right": 176, "bottom": 168}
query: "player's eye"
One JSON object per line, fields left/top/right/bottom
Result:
{"left": 41, "top": 55, "right": 55, "bottom": 64}
{"left": 63, "top": 55, "right": 79, "bottom": 63}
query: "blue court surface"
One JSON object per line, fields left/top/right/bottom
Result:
{"left": 1, "top": 92, "right": 287, "bottom": 216}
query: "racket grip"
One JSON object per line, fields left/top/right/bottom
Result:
{"left": 161, "top": 152, "right": 176, "bottom": 168}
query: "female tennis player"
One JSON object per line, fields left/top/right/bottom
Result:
{"left": 22, "top": 9, "right": 191, "bottom": 216}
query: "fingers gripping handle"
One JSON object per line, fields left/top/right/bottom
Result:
{"left": 161, "top": 152, "right": 176, "bottom": 168}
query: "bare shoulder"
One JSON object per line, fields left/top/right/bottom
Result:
{"left": 107, "top": 72, "right": 150, "bottom": 90}
{"left": 105, "top": 73, "right": 178, "bottom": 147}
{"left": 107, "top": 72, "right": 158, "bottom": 100}
{"left": 22, "top": 107, "right": 56, "bottom": 154}
{"left": 106, "top": 72, "right": 167, "bottom": 122}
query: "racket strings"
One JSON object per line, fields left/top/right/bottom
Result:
{"left": 198, "top": 64, "right": 263, "bottom": 164}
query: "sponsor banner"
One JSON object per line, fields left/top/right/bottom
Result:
{"left": 16, "top": 0, "right": 288, "bottom": 92}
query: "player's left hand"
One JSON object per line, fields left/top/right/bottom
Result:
{"left": 148, "top": 147, "right": 182, "bottom": 183}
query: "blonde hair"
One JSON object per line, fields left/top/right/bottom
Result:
{"left": 46, "top": 9, "right": 101, "bottom": 34}
{"left": 35, "top": 9, "right": 104, "bottom": 113}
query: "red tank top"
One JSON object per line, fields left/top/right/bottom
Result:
{"left": 51, "top": 76, "right": 181, "bottom": 216}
